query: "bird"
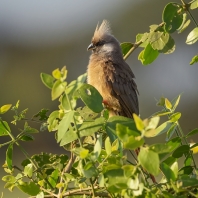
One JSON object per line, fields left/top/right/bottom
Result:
{"left": 87, "top": 20, "right": 139, "bottom": 118}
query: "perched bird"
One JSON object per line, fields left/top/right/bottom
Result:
{"left": 87, "top": 20, "right": 139, "bottom": 118}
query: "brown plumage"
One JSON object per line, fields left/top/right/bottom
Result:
{"left": 87, "top": 20, "right": 139, "bottom": 118}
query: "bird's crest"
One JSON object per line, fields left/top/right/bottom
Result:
{"left": 93, "top": 20, "right": 111, "bottom": 40}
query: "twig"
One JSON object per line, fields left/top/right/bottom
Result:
{"left": 62, "top": 187, "right": 110, "bottom": 197}
{"left": 57, "top": 152, "right": 76, "bottom": 198}
{"left": 181, "top": 0, "right": 198, "bottom": 27}
{"left": 40, "top": 187, "right": 57, "bottom": 197}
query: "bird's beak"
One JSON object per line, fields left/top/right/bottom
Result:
{"left": 87, "top": 43, "right": 95, "bottom": 51}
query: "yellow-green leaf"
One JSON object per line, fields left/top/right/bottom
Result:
{"left": 165, "top": 98, "right": 172, "bottom": 110}
{"left": 0, "top": 104, "right": 12, "bottom": 114}
{"left": 133, "top": 114, "right": 144, "bottom": 132}
{"left": 52, "top": 68, "right": 61, "bottom": 79}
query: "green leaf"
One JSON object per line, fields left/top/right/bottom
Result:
{"left": 136, "top": 33, "right": 149, "bottom": 47}
{"left": 166, "top": 123, "right": 177, "bottom": 141}
{"left": 179, "top": 166, "right": 193, "bottom": 175}
{"left": 124, "top": 135, "right": 144, "bottom": 150}
{"left": 79, "top": 117, "right": 105, "bottom": 137}
{"left": 186, "top": 27, "right": 198, "bottom": 44}
{"left": 40, "top": 73, "right": 54, "bottom": 89}
{"left": 154, "top": 121, "right": 175, "bottom": 136}
{"left": 120, "top": 42, "right": 133, "bottom": 57}
{"left": 49, "top": 169, "right": 59, "bottom": 188}
{"left": 165, "top": 98, "right": 172, "bottom": 110}
{"left": 172, "top": 94, "right": 181, "bottom": 111}
{"left": 66, "top": 73, "right": 87, "bottom": 97}
{"left": 149, "top": 32, "right": 175, "bottom": 54}
{"left": 79, "top": 148, "right": 89, "bottom": 159}
{"left": 163, "top": 3, "right": 183, "bottom": 33}
{"left": 186, "top": 128, "right": 198, "bottom": 138}
{"left": 177, "top": 13, "right": 191, "bottom": 33}
{"left": 51, "top": 80, "right": 66, "bottom": 100}
{"left": 152, "top": 111, "right": 171, "bottom": 117}
{"left": 184, "top": 154, "right": 192, "bottom": 166}
{"left": 105, "top": 137, "right": 112, "bottom": 155}
{"left": 138, "top": 43, "right": 159, "bottom": 65}
{"left": 157, "top": 96, "right": 165, "bottom": 106}
{"left": 106, "top": 116, "right": 137, "bottom": 143}
{"left": 138, "top": 147, "right": 159, "bottom": 175}
{"left": 133, "top": 114, "right": 144, "bottom": 131}
{"left": 177, "top": 176, "right": 198, "bottom": 188}
{"left": 190, "top": 0, "right": 198, "bottom": 9}
{"left": 149, "top": 143, "right": 172, "bottom": 154}
{"left": 93, "top": 134, "right": 103, "bottom": 159}
{"left": 0, "top": 121, "right": 10, "bottom": 136}
{"left": 190, "top": 54, "right": 198, "bottom": 65}
{"left": 47, "top": 111, "right": 59, "bottom": 132}
{"left": 6, "top": 144, "right": 13, "bottom": 170}
{"left": 116, "top": 123, "right": 144, "bottom": 150}
{"left": 160, "top": 162, "right": 176, "bottom": 182}
{"left": 98, "top": 174, "right": 105, "bottom": 187}
{"left": 111, "top": 139, "right": 119, "bottom": 152}
{"left": 2, "top": 175, "right": 16, "bottom": 183}
{"left": 158, "top": 34, "right": 175, "bottom": 54}
{"left": 178, "top": 19, "right": 191, "bottom": 33}
{"left": 116, "top": 124, "right": 144, "bottom": 150}
{"left": 20, "top": 134, "right": 34, "bottom": 141}
{"left": 149, "top": 31, "right": 163, "bottom": 43}
{"left": 104, "top": 169, "right": 128, "bottom": 193}
{"left": 82, "top": 162, "right": 97, "bottom": 178}
{"left": 0, "top": 104, "right": 12, "bottom": 114}
{"left": 24, "top": 164, "right": 33, "bottom": 177}
{"left": 76, "top": 84, "right": 103, "bottom": 113}
{"left": 171, "top": 161, "right": 178, "bottom": 179}
{"left": 32, "top": 109, "right": 49, "bottom": 121}
{"left": 57, "top": 111, "right": 75, "bottom": 142}
{"left": 18, "top": 182, "right": 40, "bottom": 196}
{"left": 52, "top": 68, "right": 61, "bottom": 79}
{"left": 23, "top": 123, "right": 39, "bottom": 134}
{"left": 122, "top": 165, "right": 135, "bottom": 178}
{"left": 172, "top": 145, "right": 190, "bottom": 158}
{"left": 162, "top": 156, "right": 177, "bottom": 166}
{"left": 145, "top": 116, "right": 160, "bottom": 130}
{"left": 166, "top": 137, "right": 181, "bottom": 152}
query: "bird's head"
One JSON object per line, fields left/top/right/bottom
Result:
{"left": 87, "top": 20, "right": 121, "bottom": 55}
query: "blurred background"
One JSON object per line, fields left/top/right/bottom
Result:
{"left": 0, "top": 0, "right": 198, "bottom": 197}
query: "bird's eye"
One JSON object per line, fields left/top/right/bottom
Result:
{"left": 95, "top": 40, "right": 105, "bottom": 46}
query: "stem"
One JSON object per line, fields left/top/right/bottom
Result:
{"left": 90, "top": 178, "right": 96, "bottom": 198}
{"left": 177, "top": 122, "right": 197, "bottom": 170}
{"left": 62, "top": 187, "right": 110, "bottom": 197}
{"left": 187, "top": 10, "right": 198, "bottom": 27}
{"left": 40, "top": 187, "right": 58, "bottom": 197}
{"left": 181, "top": 0, "right": 198, "bottom": 27}
{"left": 0, "top": 140, "right": 13, "bottom": 148}
{"left": 123, "top": 41, "right": 142, "bottom": 60}
{"left": 129, "top": 150, "right": 138, "bottom": 164}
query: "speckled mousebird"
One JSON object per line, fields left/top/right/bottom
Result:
{"left": 87, "top": 20, "right": 139, "bottom": 118}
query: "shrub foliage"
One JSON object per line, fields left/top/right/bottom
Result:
{"left": 1, "top": 1, "right": 198, "bottom": 197}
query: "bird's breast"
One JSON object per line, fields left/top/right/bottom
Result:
{"left": 87, "top": 57, "right": 120, "bottom": 111}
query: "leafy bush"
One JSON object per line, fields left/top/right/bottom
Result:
{"left": 1, "top": 1, "right": 198, "bottom": 198}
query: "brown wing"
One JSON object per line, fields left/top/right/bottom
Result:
{"left": 104, "top": 60, "right": 139, "bottom": 118}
